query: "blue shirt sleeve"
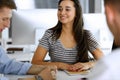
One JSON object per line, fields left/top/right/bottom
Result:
{"left": 0, "top": 77, "right": 9, "bottom": 80}
{"left": 0, "top": 46, "right": 32, "bottom": 75}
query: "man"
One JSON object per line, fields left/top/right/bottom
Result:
{"left": 0, "top": 0, "right": 56, "bottom": 80}
{"left": 87, "top": 0, "right": 120, "bottom": 80}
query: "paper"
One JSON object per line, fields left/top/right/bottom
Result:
{"left": 18, "top": 77, "right": 35, "bottom": 80}
{"left": 64, "top": 70, "right": 90, "bottom": 76}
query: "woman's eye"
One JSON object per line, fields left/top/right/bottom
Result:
{"left": 66, "top": 9, "right": 70, "bottom": 11}
{"left": 58, "top": 8, "right": 62, "bottom": 11}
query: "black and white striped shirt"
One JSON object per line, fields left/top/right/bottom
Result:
{"left": 39, "top": 30, "right": 99, "bottom": 64}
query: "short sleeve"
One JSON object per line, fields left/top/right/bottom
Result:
{"left": 38, "top": 29, "right": 52, "bottom": 51}
{"left": 87, "top": 31, "right": 100, "bottom": 52}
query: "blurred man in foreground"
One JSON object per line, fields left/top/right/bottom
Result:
{"left": 88, "top": 0, "right": 120, "bottom": 80}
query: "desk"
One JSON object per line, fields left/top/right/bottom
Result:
{"left": 7, "top": 52, "right": 34, "bottom": 62}
{"left": 5, "top": 71, "right": 87, "bottom": 80}
{"left": 7, "top": 52, "right": 50, "bottom": 62}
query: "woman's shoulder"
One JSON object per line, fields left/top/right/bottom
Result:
{"left": 43, "top": 29, "right": 53, "bottom": 38}
{"left": 84, "top": 29, "right": 91, "bottom": 33}
{"left": 45, "top": 29, "right": 52, "bottom": 33}
{"left": 83, "top": 29, "right": 97, "bottom": 41}
{"left": 45, "top": 29, "right": 53, "bottom": 34}
{"left": 84, "top": 29, "right": 92, "bottom": 36}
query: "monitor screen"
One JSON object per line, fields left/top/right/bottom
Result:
{"left": 11, "top": 9, "right": 58, "bottom": 45}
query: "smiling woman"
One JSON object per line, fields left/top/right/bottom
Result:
{"left": 32, "top": 0, "right": 104, "bottom": 72}
{"left": 6, "top": 0, "right": 103, "bottom": 41}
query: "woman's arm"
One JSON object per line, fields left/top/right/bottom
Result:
{"left": 31, "top": 46, "right": 70, "bottom": 70}
{"left": 91, "top": 48, "right": 104, "bottom": 60}
{"left": 32, "top": 46, "right": 48, "bottom": 63}
{"left": 68, "top": 48, "right": 104, "bottom": 72}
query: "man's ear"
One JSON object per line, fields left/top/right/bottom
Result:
{"left": 105, "top": 4, "right": 115, "bottom": 22}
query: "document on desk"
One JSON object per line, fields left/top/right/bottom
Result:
{"left": 18, "top": 77, "right": 35, "bottom": 80}
{"left": 64, "top": 70, "right": 90, "bottom": 76}
{"left": 18, "top": 75, "right": 42, "bottom": 80}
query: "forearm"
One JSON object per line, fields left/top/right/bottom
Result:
{"left": 85, "top": 61, "right": 96, "bottom": 69}
{"left": 27, "top": 65, "right": 57, "bottom": 80}
{"left": 32, "top": 61, "right": 57, "bottom": 68}
{"left": 26, "top": 65, "right": 46, "bottom": 75}
{"left": 32, "top": 61, "right": 70, "bottom": 70}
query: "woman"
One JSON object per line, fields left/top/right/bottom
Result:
{"left": 32, "top": 0, "right": 104, "bottom": 72}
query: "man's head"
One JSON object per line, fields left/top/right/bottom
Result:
{"left": 104, "top": 0, "right": 120, "bottom": 46}
{"left": 0, "top": 0, "right": 16, "bottom": 32}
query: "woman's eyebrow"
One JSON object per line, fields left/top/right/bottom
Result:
{"left": 58, "top": 5, "right": 71, "bottom": 9}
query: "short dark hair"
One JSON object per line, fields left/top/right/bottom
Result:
{"left": 104, "top": 0, "right": 120, "bottom": 11}
{"left": 0, "top": 0, "right": 17, "bottom": 9}
{"left": 104, "top": 0, "right": 120, "bottom": 5}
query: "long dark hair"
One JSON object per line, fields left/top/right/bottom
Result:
{"left": 49, "top": 0, "right": 94, "bottom": 62}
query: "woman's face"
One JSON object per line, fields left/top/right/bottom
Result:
{"left": 57, "top": 0, "right": 76, "bottom": 25}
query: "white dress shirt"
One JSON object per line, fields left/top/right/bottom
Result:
{"left": 87, "top": 48, "right": 120, "bottom": 80}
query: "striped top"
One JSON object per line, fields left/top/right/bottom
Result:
{"left": 39, "top": 29, "right": 99, "bottom": 64}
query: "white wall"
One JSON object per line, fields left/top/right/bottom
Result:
{"left": 83, "top": 13, "right": 113, "bottom": 55}
{"left": 14, "top": 0, "right": 35, "bottom": 9}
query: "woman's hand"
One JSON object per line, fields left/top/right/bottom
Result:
{"left": 68, "top": 62, "right": 91, "bottom": 72}
{"left": 57, "top": 62, "right": 71, "bottom": 70}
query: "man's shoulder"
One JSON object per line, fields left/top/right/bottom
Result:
{"left": 105, "top": 48, "right": 120, "bottom": 60}
{"left": 100, "top": 48, "right": 120, "bottom": 66}
{"left": 88, "top": 48, "right": 120, "bottom": 80}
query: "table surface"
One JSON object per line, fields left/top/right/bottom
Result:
{"left": 6, "top": 53, "right": 90, "bottom": 80}
{"left": 5, "top": 70, "right": 89, "bottom": 80}
{"left": 7, "top": 52, "right": 50, "bottom": 62}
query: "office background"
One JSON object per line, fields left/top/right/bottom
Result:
{"left": 0, "top": 0, "right": 113, "bottom": 63}
{"left": 0, "top": 0, "right": 104, "bottom": 39}
{"left": 14, "top": 0, "right": 104, "bottom": 13}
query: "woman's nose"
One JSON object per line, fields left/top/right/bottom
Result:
{"left": 60, "top": 9, "right": 66, "bottom": 15}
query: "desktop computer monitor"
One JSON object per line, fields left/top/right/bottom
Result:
{"left": 11, "top": 9, "right": 58, "bottom": 45}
